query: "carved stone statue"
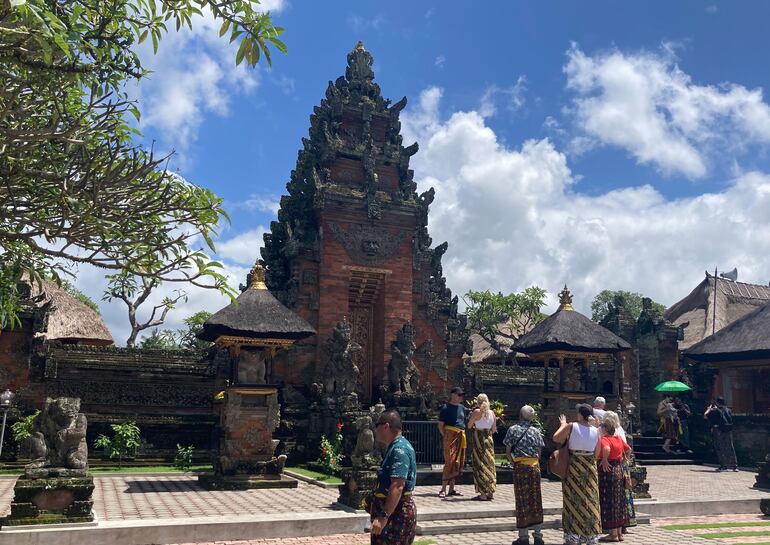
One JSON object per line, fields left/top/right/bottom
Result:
{"left": 350, "top": 415, "right": 378, "bottom": 469}
{"left": 388, "top": 322, "right": 420, "bottom": 394}
{"left": 321, "top": 318, "right": 362, "bottom": 397}
{"left": 27, "top": 397, "right": 88, "bottom": 475}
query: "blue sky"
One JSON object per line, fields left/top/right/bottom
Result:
{"left": 75, "top": 1, "right": 770, "bottom": 344}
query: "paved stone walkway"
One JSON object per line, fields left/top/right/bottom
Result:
{"left": 0, "top": 465, "right": 764, "bottom": 520}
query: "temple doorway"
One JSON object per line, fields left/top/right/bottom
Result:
{"left": 347, "top": 267, "right": 385, "bottom": 404}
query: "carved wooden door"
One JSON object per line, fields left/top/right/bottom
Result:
{"left": 349, "top": 305, "right": 373, "bottom": 403}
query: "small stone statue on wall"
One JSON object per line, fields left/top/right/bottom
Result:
{"left": 321, "top": 318, "right": 362, "bottom": 398}
{"left": 388, "top": 322, "right": 420, "bottom": 394}
{"left": 27, "top": 397, "right": 88, "bottom": 475}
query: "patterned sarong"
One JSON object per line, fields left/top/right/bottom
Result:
{"left": 369, "top": 494, "right": 416, "bottom": 545}
{"left": 442, "top": 426, "right": 466, "bottom": 483}
{"left": 471, "top": 428, "right": 496, "bottom": 496}
{"left": 562, "top": 453, "right": 602, "bottom": 540}
{"left": 513, "top": 458, "right": 543, "bottom": 529}
{"left": 658, "top": 417, "right": 680, "bottom": 441}
{"left": 598, "top": 460, "right": 629, "bottom": 531}
{"left": 622, "top": 461, "right": 637, "bottom": 527}
{"left": 713, "top": 427, "right": 738, "bottom": 469}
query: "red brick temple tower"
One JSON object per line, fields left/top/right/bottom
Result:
{"left": 261, "top": 43, "right": 469, "bottom": 410}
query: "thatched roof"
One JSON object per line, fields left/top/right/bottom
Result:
{"left": 665, "top": 272, "right": 770, "bottom": 349}
{"left": 514, "top": 286, "right": 631, "bottom": 355}
{"left": 464, "top": 322, "right": 532, "bottom": 364}
{"left": 685, "top": 301, "right": 770, "bottom": 362}
{"left": 198, "top": 263, "right": 316, "bottom": 342}
{"left": 26, "top": 278, "right": 113, "bottom": 345}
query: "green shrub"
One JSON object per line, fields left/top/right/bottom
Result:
{"left": 10, "top": 410, "right": 39, "bottom": 443}
{"left": 94, "top": 422, "right": 141, "bottom": 467}
{"left": 174, "top": 444, "right": 194, "bottom": 472}
{"left": 318, "top": 422, "right": 343, "bottom": 476}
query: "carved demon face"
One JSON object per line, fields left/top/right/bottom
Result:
{"left": 360, "top": 239, "right": 380, "bottom": 256}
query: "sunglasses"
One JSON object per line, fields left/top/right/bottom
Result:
{"left": 375, "top": 421, "right": 388, "bottom": 428}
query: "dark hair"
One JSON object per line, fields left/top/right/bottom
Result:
{"left": 576, "top": 403, "right": 593, "bottom": 420}
{"left": 450, "top": 386, "right": 465, "bottom": 396}
{"left": 377, "top": 410, "right": 402, "bottom": 431}
{"left": 716, "top": 397, "right": 726, "bottom": 406}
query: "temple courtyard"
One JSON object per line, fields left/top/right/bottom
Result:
{"left": 0, "top": 465, "right": 767, "bottom": 545}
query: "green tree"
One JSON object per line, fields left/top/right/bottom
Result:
{"left": 139, "top": 328, "right": 179, "bottom": 350}
{"left": 178, "top": 311, "right": 213, "bottom": 351}
{"left": 58, "top": 279, "right": 100, "bottom": 314}
{"left": 464, "top": 287, "right": 548, "bottom": 364}
{"left": 0, "top": 1, "right": 286, "bottom": 329}
{"left": 94, "top": 422, "right": 141, "bottom": 468}
{"left": 590, "top": 290, "right": 666, "bottom": 323}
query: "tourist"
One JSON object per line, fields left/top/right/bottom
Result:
{"left": 593, "top": 396, "right": 607, "bottom": 424}
{"left": 369, "top": 410, "right": 417, "bottom": 545}
{"left": 673, "top": 397, "right": 693, "bottom": 454}
{"left": 704, "top": 397, "right": 738, "bottom": 472}
{"left": 604, "top": 411, "right": 637, "bottom": 535}
{"left": 504, "top": 404, "right": 545, "bottom": 545}
{"left": 438, "top": 386, "right": 467, "bottom": 498}
{"left": 468, "top": 393, "right": 497, "bottom": 501}
{"left": 597, "top": 412, "right": 631, "bottom": 542}
{"left": 553, "top": 404, "right": 602, "bottom": 545}
{"left": 656, "top": 396, "right": 680, "bottom": 453}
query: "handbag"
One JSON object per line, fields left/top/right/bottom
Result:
{"left": 548, "top": 423, "right": 572, "bottom": 479}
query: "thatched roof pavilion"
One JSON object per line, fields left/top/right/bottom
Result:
{"left": 515, "top": 286, "right": 631, "bottom": 355}
{"left": 26, "top": 278, "right": 113, "bottom": 346}
{"left": 685, "top": 301, "right": 770, "bottom": 362}
{"left": 198, "top": 262, "right": 316, "bottom": 344}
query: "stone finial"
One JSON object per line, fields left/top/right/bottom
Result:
{"left": 558, "top": 285, "right": 574, "bottom": 311}
{"left": 355, "top": 40, "right": 365, "bottom": 51}
{"left": 249, "top": 261, "right": 268, "bottom": 290}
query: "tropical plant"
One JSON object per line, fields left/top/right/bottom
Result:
{"left": 174, "top": 444, "right": 195, "bottom": 473}
{"left": 94, "top": 422, "right": 141, "bottom": 467}
{"left": 10, "top": 410, "right": 40, "bottom": 443}
{"left": 139, "top": 328, "right": 179, "bottom": 350}
{"left": 318, "top": 422, "right": 343, "bottom": 476}
{"left": 464, "top": 287, "right": 548, "bottom": 364}
{"left": 0, "top": 0, "right": 287, "bottom": 330}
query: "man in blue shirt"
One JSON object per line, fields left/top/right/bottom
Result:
{"left": 370, "top": 410, "right": 417, "bottom": 545}
{"left": 438, "top": 386, "right": 466, "bottom": 498}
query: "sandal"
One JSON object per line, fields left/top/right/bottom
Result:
{"left": 599, "top": 537, "right": 619, "bottom": 542}
{"left": 438, "top": 490, "right": 446, "bottom": 498}
{"left": 447, "top": 490, "right": 463, "bottom": 496}
{"left": 472, "top": 495, "right": 486, "bottom": 501}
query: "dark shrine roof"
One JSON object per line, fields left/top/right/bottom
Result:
{"left": 197, "top": 263, "right": 316, "bottom": 342}
{"left": 514, "top": 286, "right": 631, "bottom": 355}
{"left": 685, "top": 301, "right": 770, "bottom": 362}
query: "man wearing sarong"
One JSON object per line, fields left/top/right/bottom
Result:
{"left": 705, "top": 397, "right": 738, "bottom": 471}
{"left": 369, "top": 410, "right": 417, "bottom": 545}
{"left": 504, "top": 404, "right": 545, "bottom": 545}
{"left": 438, "top": 386, "right": 466, "bottom": 498}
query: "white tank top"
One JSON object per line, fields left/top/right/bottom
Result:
{"left": 474, "top": 411, "right": 495, "bottom": 430}
{"left": 568, "top": 422, "right": 599, "bottom": 452}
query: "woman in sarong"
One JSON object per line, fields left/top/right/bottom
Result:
{"left": 604, "top": 411, "right": 637, "bottom": 533}
{"left": 468, "top": 393, "right": 497, "bottom": 500}
{"left": 553, "top": 404, "right": 602, "bottom": 545}
{"left": 597, "top": 413, "right": 631, "bottom": 542}
{"left": 657, "top": 396, "right": 680, "bottom": 453}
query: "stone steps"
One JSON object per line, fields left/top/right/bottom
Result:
{"left": 417, "top": 514, "right": 560, "bottom": 535}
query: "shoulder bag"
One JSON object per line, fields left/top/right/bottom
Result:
{"left": 548, "top": 423, "right": 573, "bottom": 479}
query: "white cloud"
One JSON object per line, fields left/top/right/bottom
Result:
{"left": 564, "top": 44, "right": 770, "bottom": 178}
{"left": 216, "top": 227, "right": 267, "bottom": 265}
{"left": 706, "top": 5, "right": 718, "bottom": 14}
{"left": 402, "top": 87, "right": 770, "bottom": 316}
{"left": 435, "top": 55, "right": 446, "bottom": 69}
{"left": 347, "top": 13, "right": 386, "bottom": 33}
{"left": 233, "top": 194, "right": 281, "bottom": 215}
{"left": 133, "top": 2, "right": 286, "bottom": 158}
{"left": 479, "top": 76, "right": 528, "bottom": 118}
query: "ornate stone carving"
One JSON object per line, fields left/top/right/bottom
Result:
{"left": 27, "top": 397, "right": 88, "bottom": 477}
{"left": 329, "top": 222, "right": 407, "bottom": 266}
{"left": 319, "top": 318, "right": 362, "bottom": 400}
{"left": 387, "top": 323, "right": 420, "bottom": 394}
{"left": 47, "top": 380, "right": 213, "bottom": 408}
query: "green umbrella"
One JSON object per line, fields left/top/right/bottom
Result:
{"left": 655, "top": 380, "right": 692, "bottom": 392}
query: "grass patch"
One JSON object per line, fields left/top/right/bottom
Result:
{"left": 698, "top": 531, "right": 770, "bottom": 539}
{"left": 662, "top": 521, "right": 770, "bottom": 530}
{"left": 286, "top": 465, "right": 343, "bottom": 485}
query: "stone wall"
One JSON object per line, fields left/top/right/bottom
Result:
{"left": 731, "top": 415, "right": 770, "bottom": 467}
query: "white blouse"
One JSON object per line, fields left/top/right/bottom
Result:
{"left": 568, "top": 422, "right": 599, "bottom": 452}
{"left": 474, "top": 411, "right": 496, "bottom": 430}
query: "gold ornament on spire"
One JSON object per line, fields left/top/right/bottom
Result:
{"left": 248, "top": 261, "right": 268, "bottom": 290}
{"left": 558, "top": 284, "right": 574, "bottom": 311}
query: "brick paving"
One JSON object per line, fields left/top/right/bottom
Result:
{"left": 0, "top": 465, "right": 765, "bottom": 521}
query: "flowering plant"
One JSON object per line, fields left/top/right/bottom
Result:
{"left": 318, "top": 422, "right": 343, "bottom": 476}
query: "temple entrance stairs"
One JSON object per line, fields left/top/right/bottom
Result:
{"left": 632, "top": 435, "right": 697, "bottom": 466}
{"left": 416, "top": 505, "right": 562, "bottom": 536}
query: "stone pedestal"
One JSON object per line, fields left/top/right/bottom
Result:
{"left": 6, "top": 473, "right": 94, "bottom": 525}
{"left": 754, "top": 455, "right": 770, "bottom": 490}
{"left": 199, "top": 386, "right": 296, "bottom": 490}
{"left": 338, "top": 468, "right": 378, "bottom": 510}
